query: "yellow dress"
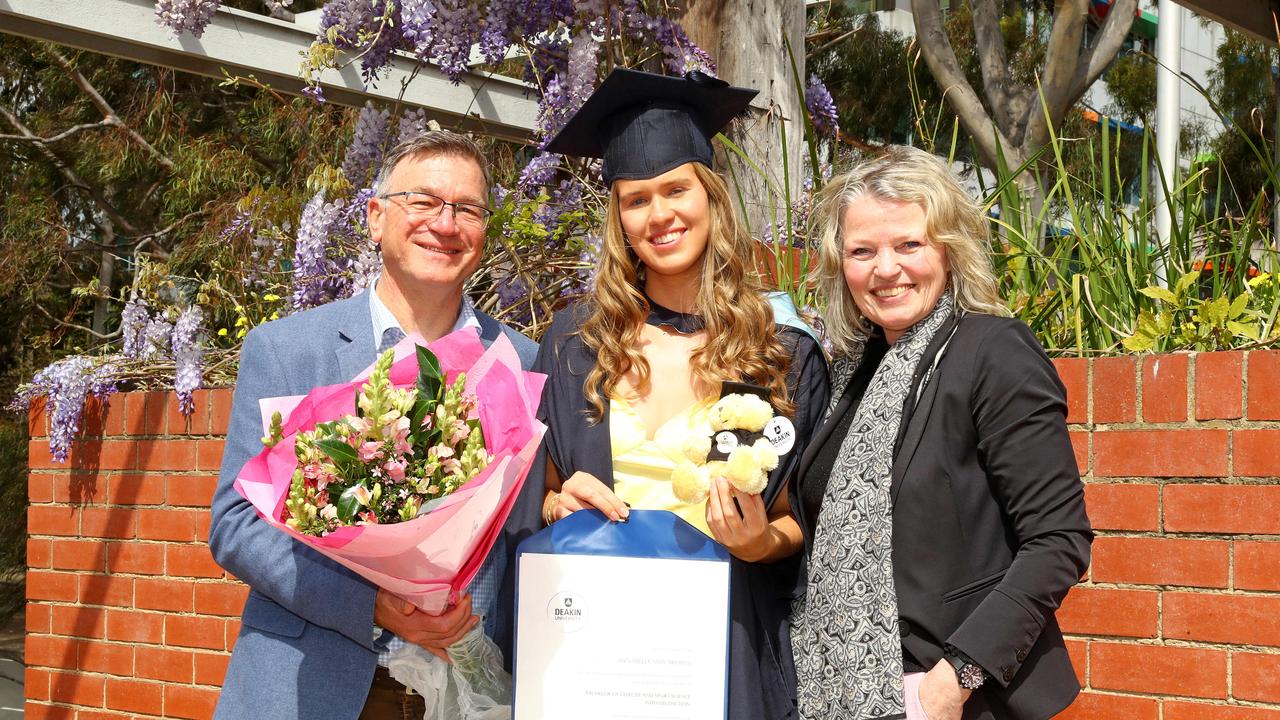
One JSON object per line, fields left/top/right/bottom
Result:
{"left": 610, "top": 395, "right": 715, "bottom": 537}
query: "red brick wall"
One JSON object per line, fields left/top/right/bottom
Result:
{"left": 1054, "top": 350, "right": 1280, "bottom": 720}
{"left": 22, "top": 350, "right": 1280, "bottom": 718}
{"left": 26, "top": 389, "right": 241, "bottom": 720}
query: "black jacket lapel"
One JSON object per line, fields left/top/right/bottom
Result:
{"left": 891, "top": 314, "right": 962, "bottom": 507}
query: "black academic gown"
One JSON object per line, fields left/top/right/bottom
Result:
{"left": 500, "top": 301, "right": 830, "bottom": 720}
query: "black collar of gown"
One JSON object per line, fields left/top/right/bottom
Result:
{"left": 645, "top": 295, "right": 704, "bottom": 333}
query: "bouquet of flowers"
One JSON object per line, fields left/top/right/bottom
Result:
{"left": 268, "top": 346, "right": 491, "bottom": 535}
{"left": 234, "top": 329, "right": 545, "bottom": 719}
{"left": 670, "top": 383, "right": 793, "bottom": 504}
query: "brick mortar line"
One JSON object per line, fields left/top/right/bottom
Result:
{"left": 1069, "top": 687, "right": 1280, "bottom": 709}
{"left": 1089, "top": 530, "right": 1280, "bottom": 539}
{"left": 1071, "top": 421, "right": 1280, "bottom": 429}
{"left": 1072, "top": 580, "right": 1280, "bottom": 596}
{"left": 1064, "top": 634, "right": 1280, "bottom": 655}
{"left": 1073, "top": 680, "right": 1280, "bottom": 706}
{"left": 1083, "top": 476, "right": 1280, "bottom": 484}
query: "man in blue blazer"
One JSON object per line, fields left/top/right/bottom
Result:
{"left": 209, "top": 130, "right": 538, "bottom": 719}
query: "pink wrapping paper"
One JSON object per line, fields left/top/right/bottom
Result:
{"left": 234, "top": 329, "right": 546, "bottom": 614}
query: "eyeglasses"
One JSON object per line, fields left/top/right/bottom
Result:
{"left": 379, "top": 191, "right": 492, "bottom": 227}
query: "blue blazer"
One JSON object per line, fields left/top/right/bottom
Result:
{"left": 209, "top": 291, "right": 537, "bottom": 720}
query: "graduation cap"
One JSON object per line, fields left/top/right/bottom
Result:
{"left": 546, "top": 68, "right": 758, "bottom": 186}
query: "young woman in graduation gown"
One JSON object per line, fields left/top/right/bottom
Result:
{"left": 503, "top": 69, "right": 830, "bottom": 720}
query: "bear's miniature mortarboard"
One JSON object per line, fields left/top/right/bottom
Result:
{"left": 545, "top": 68, "right": 758, "bottom": 185}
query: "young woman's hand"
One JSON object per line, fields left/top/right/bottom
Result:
{"left": 548, "top": 471, "right": 631, "bottom": 523}
{"left": 706, "top": 477, "right": 774, "bottom": 562}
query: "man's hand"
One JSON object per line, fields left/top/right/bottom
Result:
{"left": 374, "top": 589, "right": 477, "bottom": 662}
{"left": 918, "top": 658, "right": 971, "bottom": 720}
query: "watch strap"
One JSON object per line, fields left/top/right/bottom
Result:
{"left": 943, "top": 646, "right": 988, "bottom": 690}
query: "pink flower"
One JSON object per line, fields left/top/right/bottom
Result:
{"left": 358, "top": 441, "right": 383, "bottom": 462}
{"left": 449, "top": 421, "right": 470, "bottom": 445}
{"left": 384, "top": 457, "right": 407, "bottom": 481}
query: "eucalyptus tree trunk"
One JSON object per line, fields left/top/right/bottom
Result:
{"left": 678, "top": 0, "right": 806, "bottom": 238}
{"left": 911, "top": 0, "right": 1138, "bottom": 243}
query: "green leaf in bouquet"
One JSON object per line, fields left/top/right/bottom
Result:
{"left": 336, "top": 484, "right": 366, "bottom": 523}
{"left": 409, "top": 396, "right": 432, "bottom": 445}
{"left": 316, "top": 438, "right": 360, "bottom": 467}
{"left": 416, "top": 345, "right": 444, "bottom": 401}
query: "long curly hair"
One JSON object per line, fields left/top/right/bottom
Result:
{"left": 576, "top": 162, "right": 793, "bottom": 420}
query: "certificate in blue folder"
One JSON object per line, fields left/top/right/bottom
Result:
{"left": 513, "top": 509, "right": 731, "bottom": 719}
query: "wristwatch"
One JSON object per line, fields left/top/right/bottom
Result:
{"left": 943, "top": 648, "right": 988, "bottom": 691}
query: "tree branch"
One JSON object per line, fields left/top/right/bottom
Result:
{"left": 33, "top": 301, "right": 121, "bottom": 341}
{"left": 971, "top": 0, "right": 1012, "bottom": 115}
{"left": 0, "top": 102, "right": 142, "bottom": 237}
{"left": 43, "top": 47, "right": 177, "bottom": 173}
{"left": 911, "top": 0, "right": 1015, "bottom": 170}
{"left": 1022, "top": 0, "right": 1089, "bottom": 154}
{"left": 0, "top": 120, "right": 113, "bottom": 144}
{"left": 1068, "top": 0, "right": 1139, "bottom": 99}
{"left": 807, "top": 27, "right": 860, "bottom": 60}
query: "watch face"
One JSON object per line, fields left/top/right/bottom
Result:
{"left": 958, "top": 663, "right": 986, "bottom": 690}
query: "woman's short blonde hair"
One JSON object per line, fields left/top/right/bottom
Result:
{"left": 810, "top": 145, "right": 1009, "bottom": 355}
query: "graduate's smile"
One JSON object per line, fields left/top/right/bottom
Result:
{"left": 649, "top": 228, "right": 686, "bottom": 248}
{"left": 616, "top": 163, "right": 710, "bottom": 282}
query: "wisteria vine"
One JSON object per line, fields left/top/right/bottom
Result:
{"left": 24, "top": 0, "right": 725, "bottom": 465}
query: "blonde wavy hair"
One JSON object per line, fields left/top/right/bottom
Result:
{"left": 577, "top": 162, "right": 793, "bottom": 420}
{"left": 811, "top": 145, "right": 1009, "bottom": 356}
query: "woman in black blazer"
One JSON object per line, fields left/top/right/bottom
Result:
{"left": 789, "top": 146, "right": 1092, "bottom": 720}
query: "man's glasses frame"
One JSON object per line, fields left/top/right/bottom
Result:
{"left": 379, "top": 190, "right": 492, "bottom": 226}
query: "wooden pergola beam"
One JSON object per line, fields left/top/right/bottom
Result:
{"left": 1172, "top": 0, "right": 1278, "bottom": 45}
{"left": 0, "top": 0, "right": 538, "bottom": 143}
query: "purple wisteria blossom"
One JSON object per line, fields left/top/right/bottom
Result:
{"left": 805, "top": 75, "right": 840, "bottom": 139}
{"left": 155, "top": 0, "right": 221, "bottom": 38}
{"left": 578, "top": 232, "right": 603, "bottom": 291}
{"left": 121, "top": 297, "right": 150, "bottom": 359}
{"left": 292, "top": 191, "right": 350, "bottom": 311}
{"left": 172, "top": 306, "right": 205, "bottom": 416}
{"left": 346, "top": 187, "right": 382, "bottom": 289}
{"left": 564, "top": 27, "right": 600, "bottom": 116}
{"left": 342, "top": 103, "right": 391, "bottom": 188}
{"left": 395, "top": 108, "right": 432, "bottom": 145}
{"left": 518, "top": 152, "right": 562, "bottom": 191}
{"left": 495, "top": 274, "right": 532, "bottom": 325}
{"left": 143, "top": 316, "right": 173, "bottom": 359}
{"left": 651, "top": 17, "right": 716, "bottom": 75}
{"left": 11, "top": 356, "right": 119, "bottom": 463}
{"left": 319, "top": 0, "right": 403, "bottom": 83}
{"left": 534, "top": 179, "right": 583, "bottom": 229}
{"left": 400, "top": 0, "right": 481, "bottom": 82}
